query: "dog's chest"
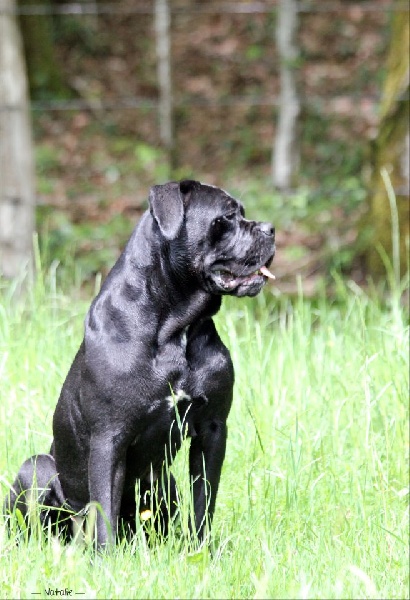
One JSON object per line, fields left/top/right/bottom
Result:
{"left": 124, "top": 323, "right": 233, "bottom": 478}
{"left": 156, "top": 322, "right": 232, "bottom": 402}
{"left": 118, "top": 319, "right": 233, "bottom": 467}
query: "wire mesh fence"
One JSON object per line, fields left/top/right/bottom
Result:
{"left": 1, "top": 1, "right": 407, "bottom": 185}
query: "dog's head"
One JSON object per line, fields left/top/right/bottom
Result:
{"left": 149, "top": 180, "right": 275, "bottom": 297}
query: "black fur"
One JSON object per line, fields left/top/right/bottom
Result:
{"left": 4, "top": 180, "right": 275, "bottom": 546}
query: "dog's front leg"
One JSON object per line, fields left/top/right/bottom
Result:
{"left": 189, "top": 420, "right": 227, "bottom": 543}
{"left": 88, "top": 434, "right": 126, "bottom": 547}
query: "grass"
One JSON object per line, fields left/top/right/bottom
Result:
{"left": 0, "top": 270, "right": 408, "bottom": 599}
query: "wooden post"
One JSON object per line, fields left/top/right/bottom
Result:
{"left": 272, "top": 0, "right": 300, "bottom": 191}
{"left": 0, "top": 0, "right": 35, "bottom": 281}
{"left": 155, "top": 0, "right": 174, "bottom": 175}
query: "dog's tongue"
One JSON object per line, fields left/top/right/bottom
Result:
{"left": 259, "top": 265, "right": 276, "bottom": 280}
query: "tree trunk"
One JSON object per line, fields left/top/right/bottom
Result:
{"left": 366, "top": 6, "right": 409, "bottom": 281}
{"left": 272, "top": 0, "right": 300, "bottom": 191}
{"left": 0, "top": 0, "right": 35, "bottom": 280}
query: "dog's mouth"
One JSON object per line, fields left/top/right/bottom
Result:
{"left": 210, "top": 258, "right": 275, "bottom": 294}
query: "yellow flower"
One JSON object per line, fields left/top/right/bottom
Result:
{"left": 140, "top": 509, "right": 152, "bottom": 521}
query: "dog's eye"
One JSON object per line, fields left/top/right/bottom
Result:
{"left": 212, "top": 214, "right": 235, "bottom": 230}
{"left": 211, "top": 217, "right": 228, "bottom": 240}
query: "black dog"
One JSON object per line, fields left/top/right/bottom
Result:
{"left": 4, "top": 180, "right": 275, "bottom": 546}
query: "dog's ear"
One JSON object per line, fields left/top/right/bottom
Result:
{"left": 149, "top": 181, "right": 184, "bottom": 240}
{"left": 179, "top": 179, "right": 198, "bottom": 198}
{"left": 149, "top": 180, "right": 199, "bottom": 240}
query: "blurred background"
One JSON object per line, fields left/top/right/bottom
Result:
{"left": 0, "top": 0, "right": 409, "bottom": 295}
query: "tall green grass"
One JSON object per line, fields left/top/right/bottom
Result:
{"left": 0, "top": 271, "right": 408, "bottom": 599}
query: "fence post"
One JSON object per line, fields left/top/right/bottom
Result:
{"left": 155, "top": 0, "right": 174, "bottom": 175}
{"left": 272, "top": 0, "right": 300, "bottom": 191}
{"left": 0, "top": 0, "right": 35, "bottom": 281}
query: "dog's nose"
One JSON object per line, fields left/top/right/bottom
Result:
{"left": 259, "top": 222, "right": 275, "bottom": 238}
